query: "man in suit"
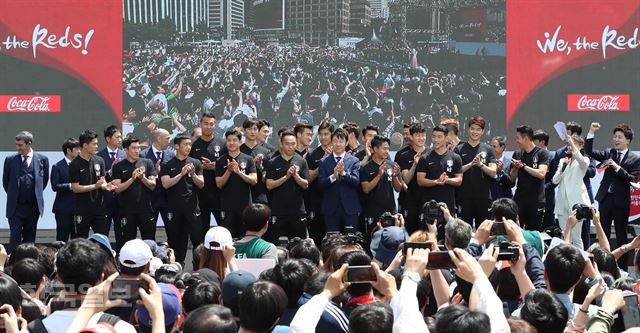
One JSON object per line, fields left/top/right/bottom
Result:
{"left": 533, "top": 130, "right": 557, "bottom": 229}
{"left": 51, "top": 138, "right": 80, "bottom": 242}
{"left": 3, "top": 131, "right": 49, "bottom": 252}
{"left": 318, "top": 128, "right": 362, "bottom": 232}
{"left": 586, "top": 122, "right": 640, "bottom": 267}
{"left": 549, "top": 121, "right": 596, "bottom": 247}
{"left": 96, "top": 125, "right": 125, "bottom": 249}
{"left": 140, "top": 129, "right": 174, "bottom": 237}
{"left": 489, "top": 136, "right": 514, "bottom": 199}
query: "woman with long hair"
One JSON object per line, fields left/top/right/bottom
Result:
{"left": 553, "top": 135, "right": 591, "bottom": 249}
{"left": 199, "top": 226, "right": 238, "bottom": 280}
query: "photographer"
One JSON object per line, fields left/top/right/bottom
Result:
{"left": 471, "top": 199, "right": 546, "bottom": 290}
{"left": 552, "top": 135, "right": 590, "bottom": 249}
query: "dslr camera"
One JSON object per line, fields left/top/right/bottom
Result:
{"left": 378, "top": 212, "right": 396, "bottom": 228}
{"left": 422, "top": 200, "right": 446, "bottom": 225}
{"left": 572, "top": 203, "right": 593, "bottom": 220}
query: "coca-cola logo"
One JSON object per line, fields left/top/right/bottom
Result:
{"left": 0, "top": 95, "right": 61, "bottom": 113}
{"left": 567, "top": 94, "right": 630, "bottom": 112}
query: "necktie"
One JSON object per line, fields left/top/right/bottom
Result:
{"left": 109, "top": 152, "right": 116, "bottom": 162}
{"left": 156, "top": 151, "right": 162, "bottom": 161}
{"left": 22, "top": 155, "right": 28, "bottom": 170}
{"left": 616, "top": 152, "right": 622, "bottom": 164}
{"left": 336, "top": 156, "right": 342, "bottom": 163}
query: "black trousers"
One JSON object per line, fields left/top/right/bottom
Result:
{"left": 516, "top": 200, "right": 545, "bottom": 231}
{"left": 403, "top": 199, "right": 423, "bottom": 234}
{"left": 199, "top": 204, "right": 222, "bottom": 238}
{"left": 73, "top": 213, "right": 109, "bottom": 239}
{"left": 120, "top": 211, "right": 156, "bottom": 242}
{"left": 599, "top": 194, "right": 630, "bottom": 268}
{"left": 219, "top": 209, "right": 244, "bottom": 239}
{"left": 306, "top": 210, "right": 325, "bottom": 249}
{"left": 264, "top": 214, "right": 308, "bottom": 244}
{"left": 7, "top": 203, "right": 39, "bottom": 253}
{"left": 165, "top": 208, "right": 204, "bottom": 265}
{"left": 459, "top": 198, "right": 492, "bottom": 228}
{"left": 55, "top": 212, "right": 73, "bottom": 242}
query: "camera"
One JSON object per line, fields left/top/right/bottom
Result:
{"left": 378, "top": 212, "right": 396, "bottom": 228}
{"left": 565, "top": 151, "right": 573, "bottom": 159}
{"left": 343, "top": 226, "right": 367, "bottom": 247}
{"left": 422, "top": 200, "right": 446, "bottom": 225}
{"left": 497, "top": 241, "right": 519, "bottom": 261}
{"left": 277, "top": 236, "right": 290, "bottom": 248}
{"left": 572, "top": 203, "right": 593, "bottom": 220}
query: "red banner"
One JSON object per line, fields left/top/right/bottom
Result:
{"left": 0, "top": 95, "right": 61, "bottom": 112}
{"left": 567, "top": 94, "right": 630, "bottom": 111}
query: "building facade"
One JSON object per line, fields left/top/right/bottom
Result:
{"left": 123, "top": 0, "right": 209, "bottom": 33}
{"left": 369, "top": 0, "right": 389, "bottom": 19}
{"left": 286, "top": 0, "right": 351, "bottom": 46}
{"left": 209, "top": 0, "right": 245, "bottom": 39}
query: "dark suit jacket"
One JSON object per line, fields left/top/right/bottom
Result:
{"left": 51, "top": 158, "right": 75, "bottom": 215}
{"left": 586, "top": 138, "right": 640, "bottom": 207}
{"left": 490, "top": 156, "right": 514, "bottom": 199}
{"left": 140, "top": 146, "right": 175, "bottom": 210}
{"left": 318, "top": 153, "right": 362, "bottom": 215}
{"left": 3, "top": 152, "right": 49, "bottom": 218}
{"left": 552, "top": 146, "right": 597, "bottom": 203}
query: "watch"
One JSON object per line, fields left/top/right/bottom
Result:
{"left": 404, "top": 272, "right": 421, "bottom": 284}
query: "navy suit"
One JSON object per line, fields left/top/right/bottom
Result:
{"left": 140, "top": 146, "right": 175, "bottom": 235}
{"left": 318, "top": 153, "right": 362, "bottom": 232}
{"left": 96, "top": 148, "right": 125, "bottom": 247}
{"left": 552, "top": 146, "right": 597, "bottom": 247}
{"left": 51, "top": 158, "right": 75, "bottom": 241}
{"left": 586, "top": 138, "right": 640, "bottom": 267}
{"left": 490, "top": 156, "right": 514, "bottom": 200}
{"left": 3, "top": 152, "right": 49, "bottom": 252}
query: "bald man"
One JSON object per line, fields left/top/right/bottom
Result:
{"left": 139, "top": 129, "right": 175, "bottom": 240}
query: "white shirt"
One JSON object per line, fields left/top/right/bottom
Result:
{"left": 329, "top": 153, "right": 347, "bottom": 183}
{"left": 152, "top": 145, "right": 164, "bottom": 159}
{"left": 20, "top": 150, "right": 33, "bottom": 168}
{"left": 64, "top": 157, "right": 72, "bottom": 165}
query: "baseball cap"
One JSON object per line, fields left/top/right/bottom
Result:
{"left": 119, "top": 239, "right": 153, "bottom": 268}
{"left": 221, "top": 270, "right": 256, "bottom": 307}
{"left": 143, "top": 240, "right": 169, "bottom": 262}
{"left": 148, "top": 257, "right": 164, "bottom": 277}
{"left": 191, "top": 268, "right": 221, "bottom": 286}
{"left": 204, "top": 226, "right": 233, "bottom": 251}
{"left": 88, "top": 234, "right": 115, "bottom": 258}
{"left": 155, "top": 263, "right": 183, "bottom": 282}
{"left": 136, "top": 283, "right": 182, "bottom": 327}
{"left": 370, "top": 226, "right": 407, "bottom": 265}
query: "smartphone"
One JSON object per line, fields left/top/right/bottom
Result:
{"left": 490, "top": 222, "right": 506, "bottom": 236}
{"left": 427, "top": 251, "right": 456, "bottom": 270}
{"left": 403, "top": 242, "right": 433, "bottom": 256}
{"left": 621, "top": 292, "right": 640, "bottom": 330}
{"left": 109, "top": 278, "right": 149, "bottom": 300}
{"left": 343, "top": 265, "right": 377, "bottom": 284}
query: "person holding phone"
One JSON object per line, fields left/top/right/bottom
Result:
{"left": 552, "top": 134, "right": 591, "bottom": 249}
{"left": 112, "top": 135, "right": 157, "bottom": 242}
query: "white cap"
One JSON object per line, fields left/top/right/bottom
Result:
{"left": 204, "top": 226, "right": 233, "bottom": 251}
{"left": 148, "top": 257, "right": 164, "bottom": 276}
{"left": 119, "top": 239, "right": 153, "bottom": 268}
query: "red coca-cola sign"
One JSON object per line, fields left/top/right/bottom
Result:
{"left": 0, "top": 95, "right": 61, "bottom": 112}
{"left": 567, "top": 94, "right": 630, "bottom": 111}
